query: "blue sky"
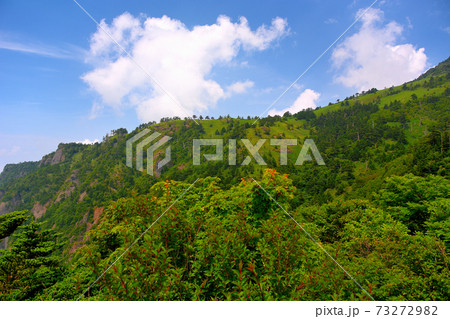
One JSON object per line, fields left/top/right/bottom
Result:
{"left": 0, "top": 0, "right": 449, "bottom": 172}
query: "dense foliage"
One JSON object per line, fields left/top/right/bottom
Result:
{"left": 0, "top": 218, "right": 63, "bottom": 300}
{"left": 0, "top": 210, "right": 27, "bottom": 239}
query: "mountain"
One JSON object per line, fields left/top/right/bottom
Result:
{"left": 418, "top": 56, "right": 450, "bottom": 80}
{"left": 0, "top": 162, "right": 39, "bottom": 189}
{"left": 0, "top": 57, "right": 449, "bottom": 300}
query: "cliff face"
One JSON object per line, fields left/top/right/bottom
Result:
{"left": 0, "top": 202, "right": 8, "bottom": 216}
{"left": 0, "top": 195, "right": 22, "bottom": 217}
{"left": 39, "top": 145, "right": 65, "bottom": 167}
{"left": 0, "top": 144, "right": 67, "bottom": 221}
{"left": 51, "top": 147, "right": 65, "bottom": 165}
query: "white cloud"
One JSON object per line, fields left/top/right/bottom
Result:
{"left": 77, "top": 139, "right": 99, "bottom": 145}
{"left": 83, "top": 13, "right": 288, "bottom": 122}
{"left": 224, "top": 80, "right": 254, "bottom": 97}
{"left": 443, "top": 27, "right": 450, "bottom": 35}
{"left": 325, "top": 18, "right": 338, "bottom": 24}
{"left": 88, "top": 102, "right": 104, "bottom": 120}
{"left": 0, "top": 146, "right": 20, "bottom": 157}
{"left": 331, "top": 8, "right": 427, "bottom": 91}
{"left": 406, "top": 17, "right": 413, "bottom": 29}
{"left": 268, "top": 89, "right": 320, "bottom": 116}
{"left": 0, "top": 33, "right": 84, "bottom": 59}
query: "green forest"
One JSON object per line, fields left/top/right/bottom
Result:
{"left": 0, "top": 58, "right": 449, "bottom": 301}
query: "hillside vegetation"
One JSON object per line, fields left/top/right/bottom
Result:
{"left": 0, "top": 57, "right": 449, "bottom": 300}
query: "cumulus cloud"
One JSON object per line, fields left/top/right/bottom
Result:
{"left": 83, "top": 13, "right": 288, "bottom": 122}
{"left": 331, "top": 8, "right": 427, "bottom": 91}
{"left": 268, "top": 89, "right": 320, "bottom": 116}
{"left": 77, "top": 139, "right": 99, "bottom": 145}
{"left": 224, "top": 80, "right": 254, "bottom": 97}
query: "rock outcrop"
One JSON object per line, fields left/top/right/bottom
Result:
{"left": 39, "top": 144, "right": 65, "bottom": 167}
{"left": 31, "top": 201, "right": 49, "bottom": 219}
